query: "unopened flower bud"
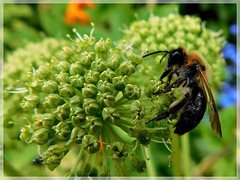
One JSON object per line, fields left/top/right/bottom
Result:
{"left": 43, "top": 93, "right": 61, "bottom": 109}
{"left": 70, "top": 127, "right": 86, "bottom": 144}
{"left": 130, "top": 100, "right": 146, "bottom": 120}
{"left": 56, "top": 61, "right": 70, "bottom": 72}
{"left": 129, "top": 126, "right": 151, "bottom": 145}
{"left": 82, "top": 135, "right": 100, "bottom": 154}
{"left": 19, "top": 126, "right": 32, "bottom": 143}
{"left": 97, "top": 92, "right": 115, "bottom": 107}
{"left": 108, "top": 54, "right": 120, "bottom": 70}
{"left": 144, "top": 80, "right": 164, "bottom": 98}
{"left": 112, "top": 76, "right": 127, "bottom": 91}
{"left": 69, "top": 95, "right": 82, "bottom": 107}
{"left": 97, "top": 80, "right": 114, "bottom": 93}
{"left": 56, "top": 72, "right": 70, "bottom": 83}
{"left": 127, "top": 52, "right": 142, "bottom": 65}
{"left": 69, "top": 74, "right": 84, "bottom": 89}
{"left": 83, "top": 98, "right": 100, "bottom": 115}
{"left": 54, "top": 103, "right": 70, "bottom": 121}
{"left": 62, "top": 47, "right": 74, "bottom": 60}
{"left": 71, "top": 107, "right": 85, "bottom": 126}
{"left": 82, "top": 83, "right": 97, "bottom": 98}
{"left": 102, "top": 107, "right": 120, "bottom": 124}
{"left": 95, "top": 58, "right": 108, "bottom": 72}
{"left": 58, "top": 82, "right": 74, "bottom": 97}
{"left": 42, "top": 80, "right": 58, "bottom": 94}
{"left": 99, "top": 68, "right": 116, "bottom": 82}
{"left": 81, "top": 51, "right": 95, "bottom": 69}
{"left": 21, "top": 94, "right": 39, "bottom": 111}
{"left": 123, "top": 84, "right": 141, "bottom": 100}
{"left": 85, "top": 116, "right": 102, "bottom": 134}
{"left": 31, "top": 80, "right": 43, "bottom": 92}
{"left": 69, "top": 62, "right": 84, "bottom": 75}
{"left": 56, "top": 122, "right": 72, "bottom": 140}
{"left": 85, "top": 70, "right": 100, "bottom": 84}
{"left": 42, "top": 113, "right": 56, "bottom": 129}
{"left": 138, "top": 129, "right": 151, "bottom": 146}
{"left": 36, "top": 65, "right": 50, "bottom": 79}
{"left": 120, "top": 61, "right": 135, "bottom": 75}
{"left": 32, "top": 128, "right": 51, "bottom": 145}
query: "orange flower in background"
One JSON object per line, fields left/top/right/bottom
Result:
{"left": 64, "top": 0, "right": 95, "bottom": 26}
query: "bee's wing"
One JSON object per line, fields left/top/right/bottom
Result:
{"left": 197, "top": 67, "right": 222, "bottom": 137}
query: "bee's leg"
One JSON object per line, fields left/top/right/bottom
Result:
{"left": 164, "top": 71, "right": 173, "bottom": 87}
{"left": 164, "top": 70, "right": 180, "bottom": 88}
{"left": 145, "top": 93, "right": 190, "bottom": 124}
{"left": 160, "top": 68, "right": 173, "bottom": 82}
{"left": 163, "top": 78, "right": 188, "bottom": 93}
{"left": 145, "top": 112, "right": 170, "bottom": 124}
{"left": 152, "top": 70, "right": 173, "bottom": 96}
{"left": 169, "top": 93, "right": 190, "bottom": 114}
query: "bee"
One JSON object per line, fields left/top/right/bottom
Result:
{"left": 143, "top": 47, "right": 222, "bottom": 137}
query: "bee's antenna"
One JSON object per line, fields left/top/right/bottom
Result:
{"left": 159, "top": 52, "right": 169, "bottom": 64}
{"left": 142, "top": 50, "right": 171, "bottom": 63}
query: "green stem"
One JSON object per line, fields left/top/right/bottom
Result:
{"left": 102, "top": 123, "right": 129, "bottom": 176}
{"left": 171, "top": 127, "right": 181, "bottom": 176}
{"left": 68, "top": 145, "right": 85, "bottom": 177}
{"left": 100, "top": 128, "right": 108, "bottom": 166}
{"left": 145, "top": 146, "right": 157, "bottom": 177}
{"left": 105, "top": 122, "right": 124, "bottom": 143}
{"left": 114, "top": 96, "right": 129, "bottom": 107}
{"left": 181, "top": 133, "right": 191, "bottom": 176}
{"left": 66, "top": 139, "right": 75, "bottom": 148}
{"left": 119, "top": 118, "right": 134, "bottom": 126}
{"left": 114, "top": 121, "right": 129, "bottom": 133}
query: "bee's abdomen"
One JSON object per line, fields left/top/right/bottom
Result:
{"left": 174, "top": 86, "right": 207, "bottom": 135}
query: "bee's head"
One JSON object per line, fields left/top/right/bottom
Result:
{"left": 142, "top": 47, "right": 186, "bottom": 69}
{"left": 167, "top": 48, "right": 186, "bottom": 68}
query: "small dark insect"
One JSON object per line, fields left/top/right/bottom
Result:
{"left": 32, "top": 156, "right": 43, "bottom": 166}
{"left": 143, "top": 47, "right": 222, "bottom": 137}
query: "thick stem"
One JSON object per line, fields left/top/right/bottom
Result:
{"left": 171, "top": 127, "right": 181, "bottom": 176}
{"left": 181, "top": 133, "right": 191, "bottom": 176}
{"left": 145, "top": 146, "right": 157, "bottom": 177}
{"left": 114, "top": 121, "right": 129, "bottom": 133}
{"left": 114, "top": 96, "right": 129, "bottom": 107}
{"left": 67, "top": 145, "right": 85, "bottom": 177}
{"left": 101, "top": 122, "right": 129, "bottom": 176}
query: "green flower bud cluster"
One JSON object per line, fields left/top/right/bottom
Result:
{"left": 4, "top": 38, "right": 70, "bottom": 144}
{"left": 43, "top": 144, "right": 69, "bottom": 171}
{"left": 121, "top": 13, "right": 226, "bottom": 91}
{"left": 16, "top": 26, "right": 155, "bottom": 175}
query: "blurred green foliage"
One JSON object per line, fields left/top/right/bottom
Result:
{"left": 3, "top": 3, "right": 237, "bottom": 177}
{"left": 4, "top": 4, "right": 41, "bottom": 53}
{"left": 180, "top": 4, "right": 236, "bottom": 43}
